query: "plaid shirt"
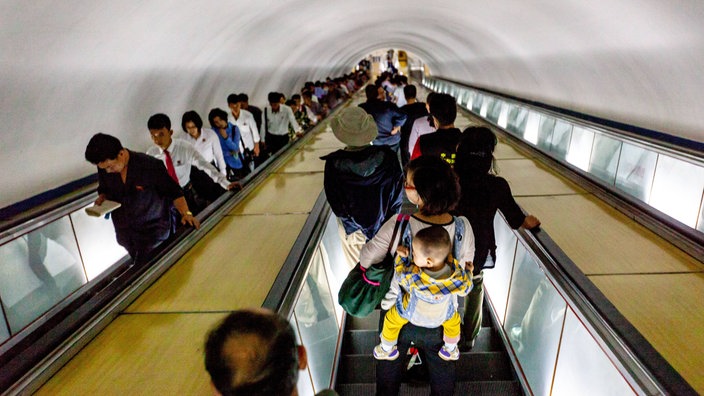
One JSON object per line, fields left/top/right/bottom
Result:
{"left": 396, "top": 255, "right": 471, "bottom": 298}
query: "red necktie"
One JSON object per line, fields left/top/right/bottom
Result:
{"left": 164, "top": 149, "right": 179, "bottom": 184}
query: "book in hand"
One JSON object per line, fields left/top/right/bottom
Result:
{"left": 85, "top": 200, "right": 121, "bottom": 217}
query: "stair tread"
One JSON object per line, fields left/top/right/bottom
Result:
{"left": 342, "top": 326, "right": 502, "bottom": 355}
{"left": 335, "top": 380, "right": 523, "bottom": 396}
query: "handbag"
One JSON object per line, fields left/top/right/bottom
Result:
{"left": 338, "top": 214, "right": 409, "bottom": 317}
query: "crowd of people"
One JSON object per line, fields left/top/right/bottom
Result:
{"left": 318, "top": 73, "right": 541, "bottom": 395}
{"left": 85, "top": 71, "right": 368, "bottom": 265}
{"left": 202, "top": 73, "right": 543, "bottom": 395}
{"left": 86, "top": 60, "right": 541, "bottom": 394}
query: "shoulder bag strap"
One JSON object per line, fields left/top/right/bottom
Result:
{"left": 452, "top": 215, "right": 465, "bottom": 259}
{"left": 387, "top": 213, "right": 410, "bottom": 253}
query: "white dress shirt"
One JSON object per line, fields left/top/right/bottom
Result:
{"left": 182, "top": 128, "right": 227, "bottom": 177}
{"left": 261, "top": 105, "right": 301, "bottom": 140}
{"left": 228, "top": 109, "right": 260, "bottom": 150}
{"left": 408, "top": 116, "right": 437, "bottom": 157}
{"left": 146, "top": 138, "right": 230, "bottom": 190}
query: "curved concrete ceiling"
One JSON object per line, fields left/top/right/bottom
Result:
{"left": 2, "top": 0, "right": 704, "bottom": 208}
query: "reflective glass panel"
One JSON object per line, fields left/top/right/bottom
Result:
{"left": 589, "top": 134, "right": 622, "bottom": 185}
{"left": 552, "top": 309, "right": 636, "bottom": 395}
{"left": 0, "top": 217, "right": 87, "bottom": 334}
{"left": 698, "top": 201, "right": 704, "bottom": 233}
{"left": 566, "top": 126, "right": 595, "bottom": 171}
{"left": 465, "top": 91, "right": 476, "bottom": 110}
{"left": 294, "top": 247, "right": 339, "bottom": 393}
{"left": 0, "top": 310, "right": 8, "bottom": 344}
{"left": 614, "top": 142, "right": 658, "bottom": 202}
{"left": 524, "top": 111, "right": 541, "bottom": 144}
{"left": 507, "top": 106, "right": 528, "bottom": 136}
{"left": 483, "top": 213, "right": 518, "bottom": 325}
{"left": 486, "top": 98, "right": 502, "bottom": 124}
{"left": 649, "top": 155, "right": 704, "bottom": 228}
{"left": 293, "top": 320, "right": 317, "bottom": 396}
{"left": 537, "top": 115, "right": 556, "bottom": 151}
{"left": 497, "top": 103, "right": 509, "bottom": 128}
{"left": 70, "top": 206, "right": 128, "bottom": 280}
{"left": 504, "top": 243, "right": 566, "bottom": 396}
{"left": 549, "top": 120, "right": 573, "bottom": 161}
{"left": 472, "top": 94, "right": 484, "bottom": 114}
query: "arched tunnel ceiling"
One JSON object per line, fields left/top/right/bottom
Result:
{"left": 2, "top": 0, "right": 704, "bottom": 208}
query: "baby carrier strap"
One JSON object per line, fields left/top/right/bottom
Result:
{"left": 452, "top": 215, "right": 465, "bottom": 260}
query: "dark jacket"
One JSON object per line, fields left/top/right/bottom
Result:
{"left": 453, "top": 175, "right": 526, "bottom": 274}
{"left": 415, "top": 127, "right": 462, "bottom": 165}
{"left": 358, "top": 100, "right": 407, "bottom": 147}
{"left": 321, "top": 145, "right": 404, "bottom": 240}
{"left": 97, "top": 151, "right": 183, "bottom": 254}
{"left": 400, "top": 102, "right": 428, "bottom": 165}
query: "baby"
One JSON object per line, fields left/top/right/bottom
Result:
{"left": 374, "top": 225, "right": 472, "bottom": 361}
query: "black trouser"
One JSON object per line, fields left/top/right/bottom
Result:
{"left": 183, "top": 182, "right": 208, "bottom": 215}
{"left": 266, "top": 132, "right": 290, "bottom": 155}
{"left": 375, "top": 321, "right": 456, "bottom": 395}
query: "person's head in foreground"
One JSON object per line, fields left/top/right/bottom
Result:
{"left": 204, "top": 308, "right": 305, "bottom": 396}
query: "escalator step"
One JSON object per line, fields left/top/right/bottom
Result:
{"left": 337, "top": 350, "right": 514, "bottom": 383}
{"left": 335, "top": 380, "right": 522, "bottom": 395}
{"left": 342, "top": 326, "right": 502, "bottom": 356}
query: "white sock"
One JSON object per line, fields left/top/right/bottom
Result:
{"left": 444, "top": 342, "right": 457, "bottom": 351}
{"left": 380, "top": 341, "right": 394, "bottom": 352}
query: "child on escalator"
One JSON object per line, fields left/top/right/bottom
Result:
{"left": 373, "top": 226, "right": 473, "bottom": 362}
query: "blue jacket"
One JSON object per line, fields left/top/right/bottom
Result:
{"left": 359, "top": 100, "right": 407, "bottom": 147}
{"left": 321, "top": 145, "right": 404, "bottom": 240}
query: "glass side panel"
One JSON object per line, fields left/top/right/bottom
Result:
{"left": 549, "top": 120, "right": 573, "bottom": 161}
{"left": 465, "top": 91, "right": 476, "bottom": 110}
{"left": 552, "top": 309, "right": 636, "bottom": 395}
{"left": 472, "top": 93, "right": 484, "bottom": 114}
{"left": 0, "top": 217, "right": 87, "bottom": 334}
{"left": 698, "top": 200, "right": 704, "bottom": 233}
{"left": 486, "top": 97, "right": 502, "bottom": 124}
{"left": 483, "top": 213, "right": 519, "bottom": 325}
{"left": 613, "top": 142, "right": 658, "bottom": 202}
{"left": 497, "top": 103, "right": 509, "bottom": 128}
{"left": 322, "top": 215, "right": 352, "bottom": 320}
{"left": 294, "top": 246, "right": 339, "bottom": 393}
{"left": 293, "top": 319, "right": 316, "bottom": 396}
{"left": 537, "top": 115, "right": 556, "bottom": 152}
{"left": 318, "top": 217, "right": 344, "bottom": 327}
{"left": 589, "top": 134, "right": 622, "bottom": 185}
{"left": 566, "top": 126, "right": 595, "bottom": 171}
{"left": 524, "top": 111, "right": 541, "bottom": 144}
{"left": 504, "top": 243, "right": 567, "bottom": 396}
{"left": 0, "top": 309, "right": 9, "bottom": 344}
{"left": 70, "top": 206, "right": 128, "bottom": 281}
{"left": 649, "top": 155, "right": 704, "bottom": 228}
{"left": 480, "top": 98, "right": 489, "bottom": 117}
{"left": 507, "top": 105, "right": 528, "bottom": 136}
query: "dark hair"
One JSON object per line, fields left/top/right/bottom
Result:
{"left": 454, "top": 126, "right": 498, "bottom": 178}
{"left": 291, "top": 94, "right": 301, "bottom": 101}
{"left": 285, "top": 99, "right": 296, "bottom": 107}
{"left": 227, "top": 93, "right": 241, "bottom": 105}
{"left": 239, "top": 93, "right": 249, "bottom": 102}
{"left": 429, "top": 93, "right": 457, "bottom": 127}
{"left": 181, "top": 110, "right": 203, "bottom": 131}
{"left": 414, "top": 225, "right": 451, "bottom": 256}
{"left": 85, "top": 133, "right": 123, "bottom": 164}
{"left": 204, "top": 310, "right": 299, "bottom": 396}
{"left": 365, "top": 85, "right": 379, "bottom": 101}
{"left": 208, "top": 108, "right": 229, "bottom": 129}
{"left": 403, "top": 84, "right": 417, "bottom": 100}
{"left": 407, "top": 156, "right": 459, "bottom": 216}
{"left": 267, "top": 92, "right": 280, "bottom": 104}
{"left": 147, "top": 113, "right": 171, "bottom": 130}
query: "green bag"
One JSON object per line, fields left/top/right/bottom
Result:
{"left": 338, "top": 215, "right": 408, "bottom": 317}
